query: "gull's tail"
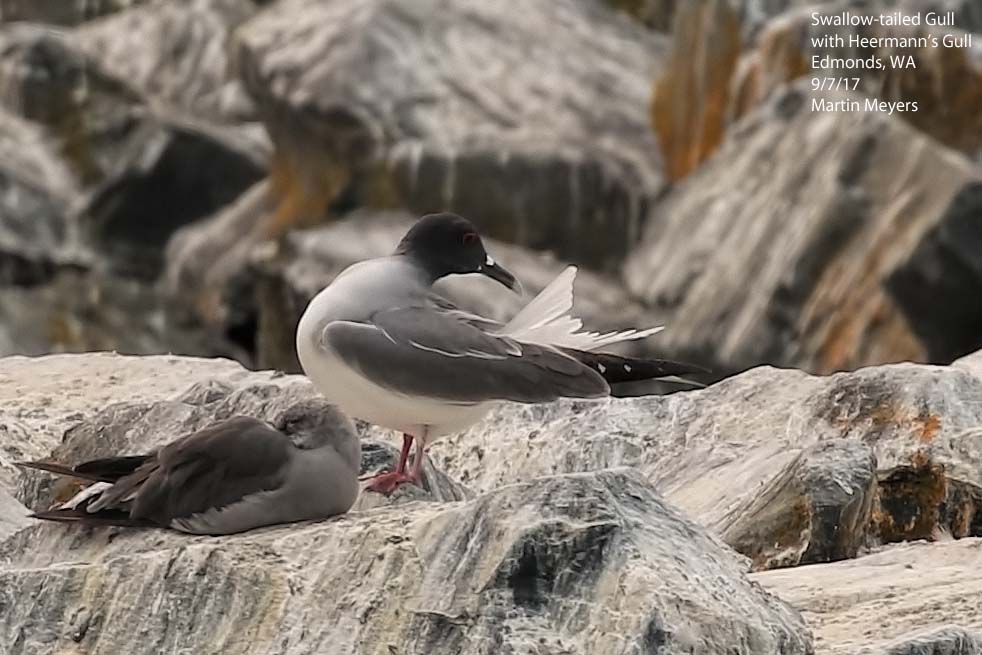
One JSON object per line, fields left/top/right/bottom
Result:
{"left": 502, "top": 266, "right": 664, "bottom": 351}
{"left": 565, "top": 349, "right": 708, "bottom": 387}
{"left": 17, "top": 455, "right": 152, "bottom": 525}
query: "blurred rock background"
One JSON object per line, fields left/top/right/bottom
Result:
{"left": 0, "top": 0, "right": 979, "bottom": 379}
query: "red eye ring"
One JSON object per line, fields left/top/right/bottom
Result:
{"left": 462, "top": 232, "right": 478, "bottom": 245}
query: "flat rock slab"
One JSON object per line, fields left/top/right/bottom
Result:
{"left": 753, "top": 538, "right": 982, "bottom": 654}
{"left": 0, "top": 469, "right": 810, "bottom": 655}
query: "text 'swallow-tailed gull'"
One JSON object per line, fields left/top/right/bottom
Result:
{"left": 18, "top": 400, "right": 360, "bottom": 534}
{"left": 296, "top": 212, "right": 705, "bottom": 494}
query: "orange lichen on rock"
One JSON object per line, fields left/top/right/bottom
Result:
{"left": 915, "top": 413, "right": 942, "bottom": 444}
{"left": 266, "top": 145, "right": 350, "bottom": 239}
{"left": 825, "top": 391, "right": 942, "bottom": 446}
{"left": 809, "top": 274, "right": 926, "bottom": 374}
{"left": 882, "top": 38, "right": 982, "bottom": 155}
{"left": 651, "top": 0, "right": 741, "bottom": 181}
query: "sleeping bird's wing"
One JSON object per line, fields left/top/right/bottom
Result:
{"left": 320, "top": 303, "right": 609, "bottom": 404}
{"left": 124, "top": 417, "right": 294, "bottom": 525}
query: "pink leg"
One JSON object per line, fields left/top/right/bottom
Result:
{"left": 393, "top": 433, "right": 413, "bottom": 475}
{"left": 364, "top": 434, "right": 416, "bottom": 495}
{"left": 408, "top": 436, "right": 427, "bottom": 484}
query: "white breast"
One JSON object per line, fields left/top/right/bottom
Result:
{"left": 296, "top": 259, "right": 495, "bottom": 438}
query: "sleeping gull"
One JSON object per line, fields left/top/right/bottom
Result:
{"left": 296, "top": 212, "right": 703, "bottom": 494}
{"left": 18, "top": 400, "right": 360, "bottom": 534}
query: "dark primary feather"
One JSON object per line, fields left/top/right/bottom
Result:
{"left": 74, "top": 455, "right": 152, "bottom": 481}
{"left": 17, "top": 455, "right": 151, "bottom": 485}
{"left": 565, "top": 350, "right": 710, "bottom": 385}
{"left": 16, "top": 459, "right": 112, "bottom": 483}
{"left": 30, "top": 507, "right": 155, "bottom": 528}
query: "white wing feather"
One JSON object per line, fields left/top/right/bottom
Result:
{"left": 503, "top": 266, "right": 578, "bottom": 335}
{"left": 55, "top": 481, "right": 113, "bottom": 511}
{"left": 502, "top": 266, "right": 663, "bottom": 351}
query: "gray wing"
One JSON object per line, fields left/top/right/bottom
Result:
{"left": 126, "top": 417, "right": 294, "bottom": 525}
{"left": 425, "top": 292, "right": 504, "bottom": 332}
{"left": 321, "top": 304, "right": 609, "bottom": 404}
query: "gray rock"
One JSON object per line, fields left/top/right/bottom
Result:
{"left": 957, "top": 0, "right": 982, "bottom": 35}
{"left": 80, "top": 110, "right": 266, "bottom": 279}
{"left": 595, "top": 0, "right": 678, "bottom": 31}
{"left": 0, "top": 23, "right": 147, "bottom": 187}
{"left": 0, "top": 466, "right": 812, "bottom": 654}
{"left": 0, "top": 270, "right": 246, "bottom": 366}
{"left": 953, "top": 349, "right": 982, "bottom": 381}
{"left": 719, "top": 440, "right": 877, "bottom": 569}
{"left": 0, "top": 487, "right": 29, "bottom": 542}
{"left": 0, "top": 0, "right": 154, "bottom": 25}
{"left": 625, "top": 85, "right": 982, "bottom": 376}
{"left": 74, "top": 0, "right": 262, "bottom": 122}
{"left": 434, "top": 357, "right": 982, "bottom": 561}
{"left": 0, "top": 359, "right": 811, "bottom": 655}
{"left": 0, "top": 108, "right": 85, "bottom": 285}
{"left": 0, "top": 24, "right": 267, "bottom": 279}
{"left": 162, "top": 180, "right": 277, "bottom": 329}
{"left": 754, "top": 538, "right": 982, "bottom": 653}
{"left": 868, "top": 626, "right": 982, "bottom": 655}
{"left": 233, "top": 0, "right": 666, "bottom": 270}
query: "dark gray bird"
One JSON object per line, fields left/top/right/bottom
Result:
{"left": 18, "top": 400, "right": 360, "bottom": 534}
{"left": 296, "top": 212, "right": 704, "bottom": 495}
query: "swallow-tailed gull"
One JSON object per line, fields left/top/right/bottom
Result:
{"left": 297, "top": 213, "right": 703, "bottom": 494}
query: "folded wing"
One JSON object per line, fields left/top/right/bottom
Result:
{"left": 126, "top": 417, "right": 293, "bottom": 526}
{"left": 321, "top": 304, "right": 609, "bottom": 404}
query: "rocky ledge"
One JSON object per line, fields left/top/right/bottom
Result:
{"left": 2, "top": 352, "right": 982, "bottom": 653}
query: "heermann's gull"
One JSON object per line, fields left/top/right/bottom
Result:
{"left": 296, "top": 212, "right": 704, "bottom": 494}
{"left": 18, "top": 400, "right": 360, "bottom": 534}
